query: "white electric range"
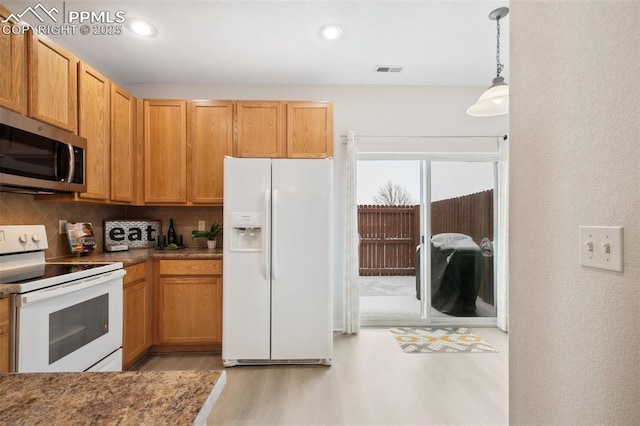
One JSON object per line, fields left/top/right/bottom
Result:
{"left": 0, "top": 225, "right": 125, "bottom": 372}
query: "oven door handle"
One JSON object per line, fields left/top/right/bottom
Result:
{"left": 17, "top": 269, "right": 126, "bottom": 307}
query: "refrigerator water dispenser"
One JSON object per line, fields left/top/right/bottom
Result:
{"left": 229, "top": 213, "right": 264, "bottom": 251}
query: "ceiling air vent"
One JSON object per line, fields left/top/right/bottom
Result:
{"left": 376, "top": 65, "right": 404, "bottom": 73}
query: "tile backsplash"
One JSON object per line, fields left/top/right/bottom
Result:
{"left": 127, "top": 205, "right": 223, "bottom": 249}
{"left": 0, "top": 192, "right": 223, "bottom": 259}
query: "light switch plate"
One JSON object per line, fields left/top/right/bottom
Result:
{"left": 198, "top": 221, "right": 206, "bottom": 231}
{"left": 579, "top": 226, "right": 623, "bottom": 272}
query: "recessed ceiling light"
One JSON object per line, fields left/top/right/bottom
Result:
{"left": 126, "top": 18, "right": 157, "bottom": 37}
{"left": 320, "top": 25, "right": 343, "bottom": 41}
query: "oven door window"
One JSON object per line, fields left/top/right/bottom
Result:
{"left": 49, "top": 293, "right": 109, "bottom": 364}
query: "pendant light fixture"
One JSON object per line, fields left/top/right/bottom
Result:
{"left": 467, "top": 7, "right": 509, "bottom": 117}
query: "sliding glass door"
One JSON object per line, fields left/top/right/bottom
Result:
{"left": 357, "top": 160, "right": 423, "bottom": 324}
{"left": 429, "top": 161, "right": 497, "bottom": 323}
{"left": 358, "top": 157, "right": 498, "bottom": 326}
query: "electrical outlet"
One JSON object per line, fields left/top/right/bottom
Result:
{"left": 59, "top": 220, "right": 67, "bottom": 235}
{"left": 198, "top": 221, "right": 206, "bottom": 231}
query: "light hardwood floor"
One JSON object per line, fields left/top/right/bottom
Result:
{"left": 133, "top": 328, "right": 508, "bottom": 425}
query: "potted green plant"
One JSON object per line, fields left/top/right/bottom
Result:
{"left": 191, "top": 223, "right": 223, "bottom": 249}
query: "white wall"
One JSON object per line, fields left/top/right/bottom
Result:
{"left": 510, "top": 1, "right": 640, "bottom": 424}
{"left": 128, "top": 83, "right": 507, "bottom": 328}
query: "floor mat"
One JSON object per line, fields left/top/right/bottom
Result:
{"left": 390, "top": 327, "right": 499, "bottom": 353}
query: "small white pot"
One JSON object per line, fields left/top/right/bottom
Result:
{"left": 206, "top": 240, "right": 217, "bottom": 249}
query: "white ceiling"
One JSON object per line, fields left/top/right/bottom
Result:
{"left": 5, "top": 0, "right": 510, "bottom": 86}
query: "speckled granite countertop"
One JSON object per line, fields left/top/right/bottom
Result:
{"left": 0, "top": 284, "right": 19, "bottom": 298}
{"left": 0, "top": 248, "right": 222, "bottom": 297}
{"left": 50, "top": 247, "right": 223, "bottom": 266}
{"left": 0, "top": 370, "right": 226, "bottom": 425}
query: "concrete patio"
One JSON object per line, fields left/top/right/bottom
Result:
{"left": 359, "top": 275, "right": 495, "bottom": 321}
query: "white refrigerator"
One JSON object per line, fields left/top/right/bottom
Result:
{"left": 222, "top": 157, "right": 333, "bottom": 366}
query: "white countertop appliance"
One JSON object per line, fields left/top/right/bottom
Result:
{"left": 222, "top": 157, "right": 333, "bottom": 366}
{"left": 0, "top": 225, "right": 124, "bottom": 372}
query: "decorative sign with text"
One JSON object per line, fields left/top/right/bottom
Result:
{"left": 104, "top": 220, "right": 161, "bottom": 249}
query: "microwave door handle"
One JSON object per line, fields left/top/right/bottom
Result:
{"left": 54, "top": 144, "right": 72, "bottom": 182}
{"left": 66, "top": 143, "right": 75, "bottom": 182}
{"left": 54, "top": 145, "right": 61, "bottom": 181}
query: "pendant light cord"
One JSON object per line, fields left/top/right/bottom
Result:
{"left": 496, "top": 17, "right": 504, "bottom": 78}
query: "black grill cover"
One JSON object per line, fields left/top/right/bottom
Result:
{"left": 417, "top": 233, "right": 484, "bottom": 316}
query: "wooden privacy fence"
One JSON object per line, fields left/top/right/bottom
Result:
{"left": 358, "top": 190, "right": 493, "bottom": 276}
{"left": 431, "top": 190, "right": 493, "bottom": 243}
{"left": 358, "top": 205, "right": 420, "bottom": 276}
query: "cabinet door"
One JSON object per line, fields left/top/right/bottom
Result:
{"left": 0, "top": 5, "right": 27, "bottom": 114}
{"left": 78, "top": 62, "right": 110, "bottom": 201}
{"left": 188, "top": 101, "right": 233, "bottom": 204}
{"left": 123, "top": 280, "right": 146, "bottom": 366}
{"left": 144, "top": 100, "right": 187, "bottom": 204}
{"left": 158, "top": 276, "right": 222, "bottom": 344}
{"left": 123, "top": 281, "right": 150, "bottom": 367}
{"left": 28, "top": 35, "right": 77, "bottom": 132}
{"left": 235, "top": 101, "right": 285, "bottom": 158}
{"left": 0, "top": 297, "right": 9, "bottom": 373}
{"left": 122, "top": 262, "right": 151, "bottom": 368}
{"left": 157, "top": 260, "right": 222, "bottom": 346}
{"left": 111, "top": 84, "right": 135, "bottom": 203}
{"left": 286, "top": 102, "right": 334, "bottom": 158}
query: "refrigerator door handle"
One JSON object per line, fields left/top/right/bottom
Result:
{"left": 272, "top": 189, "right": 279, "bottom": 280}
{"left": 264, "top": 189, "right": 271, "bottom": 280}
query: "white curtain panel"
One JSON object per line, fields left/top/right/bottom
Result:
{"left": 343, "top": 131, "right": 360, "bottom": 334}
{"left": 496, "top": 137, "right": 509, "bottom": 332}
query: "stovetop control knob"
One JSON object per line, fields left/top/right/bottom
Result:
{"left": 32, "top": 233, "right": 40, "bottom": 243}
{"left": 19, "top": 234, "right": 28, "bottom": 244}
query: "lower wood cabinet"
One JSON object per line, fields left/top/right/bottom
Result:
{"left": 155, "top": 259, "right": 222, "bottom": 349}
{"left": 122, "top": 262, "right": 152, "bottom": 369}
{"left": 0, "top": 297, "right": 9, "bottom": 373}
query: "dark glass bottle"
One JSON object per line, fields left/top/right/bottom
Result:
{"left": 167, "top": 219, "right": 177, "bottom": 244}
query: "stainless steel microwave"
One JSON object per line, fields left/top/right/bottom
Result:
{"left": 0, "top": 106, "right": 86, "bottom": 194}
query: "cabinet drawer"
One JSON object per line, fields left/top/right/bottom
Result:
{"left": 158, "top": 259, "right": 222, "bottom": 276}
{"left": 124, "top": 262, "right": 146, "bottom": 285}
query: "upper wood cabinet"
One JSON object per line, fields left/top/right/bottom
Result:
{"left": 143, "top": 100, "right": 187, "bottom": 204}
{"left": 234, "top": 101, "right": 285, "bottom": 158}
{"left": 110, "top": 84, "right": 136, "bottom": 203}
{"left": 28, "top": 35, "right": 77, "bottom": 132}
{"left": 78, "top": 62, "right": 110, "bottom": 201}
{"left": 234, "top": 101, "right": 333, "bottom": 159}
{"left": 287, "top": 102, "right": 333, "bottom": 158}
{"left": 0, "top": 5, "right": 27, "bottom": 115}
{"left": 143, "top": 98, "right": 335, "bottom": 205}
{"left": 188, "top": 101, "right": 233, "bottom": 204}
